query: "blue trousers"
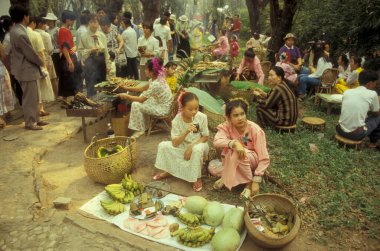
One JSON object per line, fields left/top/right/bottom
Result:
{"left": 297, "top": 74, "right": 320, "bottom": 95}
{"left": 336, "top": 116, "right": 380, "bottom": 143}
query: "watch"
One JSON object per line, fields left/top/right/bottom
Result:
{"left": 252, "top": 176, "right": 262, "bottom": 183}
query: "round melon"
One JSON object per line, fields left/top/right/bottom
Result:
{"left": 211, "top": 227, "right": 240, "bottom": 251}
{"left": 184, "top": 196, "right": 208, "bottom": 215}
{"left": 203, "top": 201, "right": 224, "bottom": 227}
{"left": 222, "top": 207, "right": 244, "bottom": 233}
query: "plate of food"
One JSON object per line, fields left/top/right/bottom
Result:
{"left": 130, "top": 193, "right": 164, "bottom": 220}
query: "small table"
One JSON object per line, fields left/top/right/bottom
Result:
{"left": 66, "top": 102, "right": 112, "bottom": 142}
{"left": 316, "top": 93, "right": 343, "bottom": 115}
{"left": 302, "top": 117, "right": 326, "bottom": 131}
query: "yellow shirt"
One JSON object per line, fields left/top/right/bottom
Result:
{"left": 166, "top": 75, "right": 177, "bottom": 93}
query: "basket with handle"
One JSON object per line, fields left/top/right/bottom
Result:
{"left": 244, "top": 193, "right": 301, "bottom": 249}
{"left": 84, "top": 136, "right": 137, "bottom": 184}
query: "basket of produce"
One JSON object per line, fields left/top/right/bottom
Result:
{"left": 203, "top": 108, "right": 225, "bottom": 132}
{"left": 244, "top": 193, "right": 301, "bottom": 249}
{"left": 84, "top": 136, "right": 137, "bottom": 184}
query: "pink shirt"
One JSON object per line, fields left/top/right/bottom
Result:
{"left": 275, "top": 61, "right": 297, "bottom": 83}
{"left": 213, "top": 121, "right": 270, "bottom": 189}
{"left": 237, "top": 57, "right": 265, "bottom": 84}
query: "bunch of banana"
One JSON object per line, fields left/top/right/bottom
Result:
{"left": 121, "top": 191, "right": 135, "bottom": 204}
{"left": 121, "top": 174, "right": 144, "bottom": 196}
{"left": 100, "top": 200, "right": 125, "bottom": 215}
{"left": 172, "top": 227, "right": 215, "bottom": 247}
{"left": 175, "top": 212, "right": 203, "bottom": 227}
{"left": 105, "top": 184, "right": 125, "bottom": 202}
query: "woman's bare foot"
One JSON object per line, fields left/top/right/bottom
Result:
{"left": 193, "top": 178, "right": 203, "bottom": 192}
{"left": 153, "top": 172, "right": 171, "bottom": 180}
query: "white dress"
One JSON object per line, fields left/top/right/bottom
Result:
{"left": 128, "top": 79, "right": 172, "bottom": 131}
{"left": 154, "top": 112, "right": 209, "bottom": 182}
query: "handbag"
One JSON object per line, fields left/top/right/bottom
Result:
{"left": 110, "top": 29, "right": 127, "bottom": 67}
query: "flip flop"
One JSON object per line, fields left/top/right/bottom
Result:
{"left": 213, "top": 178, "right": 224, "bottom": 190}
{"left": 153, "top": 172, "right": 170, "bottom": 181}
{"left": 240, "top": 187, "right": 251, "bottom": 200}
{"left": 193, "top": 180, "right": 203, "bottom": 192}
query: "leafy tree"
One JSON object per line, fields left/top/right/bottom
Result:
{"left": 140, "top": 0, "right": 160, "bottom": 24}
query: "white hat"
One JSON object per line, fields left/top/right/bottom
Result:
{"left": 43, "top": 13, "right": 58, "bottom": 21}
{"left": 178, "top": 15, "right": 188, "bottom": 22}
{"left": 169, "top": 14, "right": 176, "bottom": 20}
{"left": 283, "top": 33, "right": 296, "bottom": 40}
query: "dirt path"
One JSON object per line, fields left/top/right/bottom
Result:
{"left": 0, "top": 102, "right": 329, "bottom": 250}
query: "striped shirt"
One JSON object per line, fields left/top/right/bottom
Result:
{"left": 261, "top": 82, "right": 298, "bottom": 126}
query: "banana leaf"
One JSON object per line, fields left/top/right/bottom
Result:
{"left": 230, "top": 81, "right": 271, "bottom": 93}
{"left": 185, "top": 87, "right": 224, "bottom": 115}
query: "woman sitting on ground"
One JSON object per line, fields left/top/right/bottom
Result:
{"left": 117, "top": 57, "right": 172, "bottom": 138}
{"left": 335, "top": 55, "right": 363, "bottom": 94}
{"left": 297, "top": 47, "right": 332, "bottom": 99}
{"left": 235, "top": 48, "right": 265, "bottom": 84}
{"left": 154, "top": 92, "right": 209, "bottom": 192}
{"left": 256, "top": 66, "right": 298, "bottom": 128}
{"left": 213, "top": 98, "right": 269, "bottom": 199}
{"left": 212, "top": 29, "right": 230, "bottom": 60}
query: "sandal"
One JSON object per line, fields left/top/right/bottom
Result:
{"left": 193, "top": 179, "right": 203, "bottom": 192}
{"left": 213, "top": 178, "right": 224, "bottom": 190}
{"left": 153, "top": 172, "right": 170, "bottom": 181}
{"left": 240, "top": 187, "right": 251, "bottom": 200}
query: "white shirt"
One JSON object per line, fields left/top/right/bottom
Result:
{"left": 76, "top": 25, "right": 88, "bottom": 47}
{"left": 339, "top": 86, "right": 380, "bottom": 132}
{"left": 154, "top": 24, "right": 171, "bottom": 50}
{"left": 35, "top": 29, "right": 53, "bottom": 55}
{"left": 309, "top": 57, "right": 332, "bottom": 78}
{"left": 137, "top": 35, "right": 159, "bottom": 65}
{"left": 121, "top": 26, "right": 137, "bottom": 58}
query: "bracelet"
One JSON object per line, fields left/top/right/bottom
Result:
{"left": 252, "top": 176, "right": 262, "bottom": 183}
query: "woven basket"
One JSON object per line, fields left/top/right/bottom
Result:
{"left": 244, "top": 193, "right": 301, "bottom": 249}
{"left": 84, "top": 136, "right": 137, "bottom": 184}
{"left": 203, "top": 108, "right": 225, "bottom": 132}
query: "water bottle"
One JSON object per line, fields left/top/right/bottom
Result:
{"left": 107, "top": 123, "right": 115, "bottom": 138}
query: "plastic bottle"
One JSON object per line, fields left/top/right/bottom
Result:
{"left": 107, "top": 123, "right": 115, "bottom": 138}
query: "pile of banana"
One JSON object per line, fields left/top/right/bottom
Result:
{"left": 175, "top": 212, "right": 203, "bottom": 227}
{"left": 193, "top": 61, "right": 228, "bottom": 71}
{"left": 122, "top": 174, "right": 144, "bottom": 196}
{"left": 100, "top": 200, "right": 125, "bottom": 215}
{"left": 171, "top": 227, "right": 215, "bottom": 247}
{"left": 104, "top": 184, "right": 135, "bottom": 204}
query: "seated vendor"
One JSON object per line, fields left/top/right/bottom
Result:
{"left": 213, "top": 98, "right": 270, "bottom": 200}
{"left": 335, "top": 55, "right": 363, "bottom": 94}
{"left": 153, "top": 92, "right": 209, "bottom": 192}
{"left": 235, "top": 48, "right": 264, "bottom": 85}
{"left": 336, "top": 70, "right": 380, "bottom": 148}
{"left": 211, "top": 29, "right": 230, "bottom": 60}
{"left": 256, "top": 66, "right": 298, "bottom": 128}
{"left": 117, "top": 57, "right": 172, "bottom": 138}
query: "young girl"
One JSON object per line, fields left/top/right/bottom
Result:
{"left": 236, "top": 48, "right": 264, "bottom": 84}
{"left": 164, "top": 61, "right": 177, "bottom": 93}
{"left": 154, "top": 92, "right": 209, "bottom": 192}
{"left": 117, "top": 57, "right": 172, "bottom": 138}
{"left": 230, "top": 35, "right": 240, "bottom": 62}
{"left": 213, "top": 98, "right": 269, "bottom": 199}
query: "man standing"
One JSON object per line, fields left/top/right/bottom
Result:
{"left": 121, "top": 18, "right": 138, "bottom": 80}
{"left": 154, "top": 17, "right": 171, "bottom": 65}
{"left": 231, "top": 14, "right": 242, "bottom": 38}
{"left": 137, "top": 23, "right": 159, "bottom": 80}
{"left": 336, "top": 70, "right": 380, "bottom": 148}
{"left": 9, "top": 5, "right": 47, "bottom": 130}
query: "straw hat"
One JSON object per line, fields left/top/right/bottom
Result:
{"left": 283, "top": 33, "right": 296, "bottom": 40}
{"left": 169, "top": 14, "right": 176, "bottom": 21}
{"left": 43, "top": 13, "right": 58, "bottom": 21}
{"left": 178, "top": 15, "right": 188, "bottom": 22}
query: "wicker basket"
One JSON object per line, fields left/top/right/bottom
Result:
{"left": 203, "top": 108, "right": 225, "bottom": 132}
{"left": 244, "top": 193, "right": 301, "bottom": 249}
{"left": 84, "top": 136, "right": 137, "bottom": 184}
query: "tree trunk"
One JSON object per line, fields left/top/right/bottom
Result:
{"left": 268, "top": 0, "right": 298, "bottom": 63}
{"left": 245, "top": 0, "right": 260, "bottom": 34}
{"left": 93, "top": 0, "right": 124, "bottom": 15}
{"left": 10, "top": 0, "right": 29, "bottom": 8}
{"left": 140, "top": 0, "right": 160, "bottom": 24}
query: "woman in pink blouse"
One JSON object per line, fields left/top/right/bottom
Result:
{"left": 212, "top": 29, "right": 230, "bottom": 60}
{"left": 213, "top": 98, "right": 270, "bottom": 199}
{"left": 236, "top": 48, "right": 264, "bottom": 84}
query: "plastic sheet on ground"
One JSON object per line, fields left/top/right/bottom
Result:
{"left": 80, "top": 192, "right": 247, "bottom": 251}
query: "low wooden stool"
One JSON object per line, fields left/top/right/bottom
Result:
{"left": 335, "top": 134, "right": 363, "bottom": 150}
{"left": 276, "top": 124, "right": 297, "bottom": 133}
{"left": 302, "top": 117, "right": 326, "bottom": 132}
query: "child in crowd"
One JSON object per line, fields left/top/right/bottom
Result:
{"left": 164, "top": 61, "right": 178, "bottom": 93}
{"left": 230, "top": 35, "right": 240, "bottom": 63}
{"left": 154, "top": 92, "right": 209, "bottom": 192}
{"left": 213, "top": 98, "right": 270, "bottom": 199}
{"left": 235, "top": 48, "right": 265, "bottom": 84}
{"left": 117, "top": 57, "right": 172, "bottom": 138}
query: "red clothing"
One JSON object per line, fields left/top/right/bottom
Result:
{"left": 230, "top": 41, "right": 240, "bottom": 57}
{"left": 58, "top": 27, "right": 75, "bottom": 54}
{"left": 232, "top": 19, "right": 242, "bottom": 31}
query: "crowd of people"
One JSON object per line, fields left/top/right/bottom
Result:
{"left": 0, "top": 5, "right": 378, "bottom": 199}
